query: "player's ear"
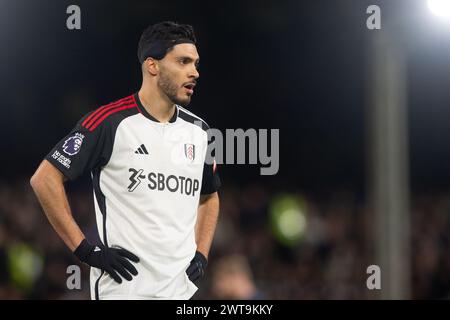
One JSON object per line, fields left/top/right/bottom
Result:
{"left": 144, "top": 58, "right": 158, "bottom": 76}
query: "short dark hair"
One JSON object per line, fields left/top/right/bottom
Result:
{"left": 137, "top": 21, "right": 196, "bottom": 63}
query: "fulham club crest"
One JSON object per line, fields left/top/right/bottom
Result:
{"left": 184, "top": 143, "right": 195, "bottom": 162}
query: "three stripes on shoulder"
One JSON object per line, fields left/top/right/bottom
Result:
{"left": 82, "top": 95, "right": 136, "bottom": 132}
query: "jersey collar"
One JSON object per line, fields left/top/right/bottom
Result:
{"left": 133, "top": 92, "right": 178, "bottom": 123}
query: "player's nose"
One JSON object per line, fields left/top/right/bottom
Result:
{"left": 189, "top": 66, "right": 199, "bottom": 79}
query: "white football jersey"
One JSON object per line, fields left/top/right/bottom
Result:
{"left": 46, "top": 93, "right": 220, "bottom": 299}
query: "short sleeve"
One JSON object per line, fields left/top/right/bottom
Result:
{"left": 200, "top": 133, "right": 221, "bottom": 195}
{"left": 45, "top": 113, "right": 111, "bottom": 181}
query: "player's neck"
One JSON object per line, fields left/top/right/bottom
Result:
{"left": 138, "top": 86, "right": 176, "bottom": 123}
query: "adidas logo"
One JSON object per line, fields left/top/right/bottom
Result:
{"left": 134, "top": 144, "right": 149, "bottom": 155}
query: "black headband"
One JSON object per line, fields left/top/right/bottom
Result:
{"left": 138, "top": 38, "right": 195, "bottom": 63}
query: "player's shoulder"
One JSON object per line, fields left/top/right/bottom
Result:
{"left": 177, "top": 105, "right": 210, "bottom": 132}
{"left": 79, "top": 94, "right": 139, "bottom": 132}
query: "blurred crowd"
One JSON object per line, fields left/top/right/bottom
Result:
{"left": 0, "top": 177, "right": 450, "bottom": 299}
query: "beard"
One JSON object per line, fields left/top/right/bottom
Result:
{"left": 157, "top": 70, "right": 191, "bottom": 107}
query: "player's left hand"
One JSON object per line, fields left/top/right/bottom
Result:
{"left": 186, "top": 251, "right": 207, "bottom": 282}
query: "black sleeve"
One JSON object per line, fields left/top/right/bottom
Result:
{"left": 200, "top": 133, "right": 221, "bottom": 195}
{"left": 45, "top": 113, "right": 112, "bottom": 181}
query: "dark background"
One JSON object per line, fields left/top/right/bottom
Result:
{"left": 1, "top": 0, "right": 449, "bottom": 194}
{"left": 1, "top": 0, "right": 450, "bottom": 299}
{"left": 2, "top": 0, "right": 370, "bottom": 193}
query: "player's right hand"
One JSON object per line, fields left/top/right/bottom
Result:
{"left": 74, "top": 239, "right": 140, "bottom": 284}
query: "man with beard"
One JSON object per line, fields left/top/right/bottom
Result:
{"left": 30, "top": 21, "right": 221, "bottom": 300}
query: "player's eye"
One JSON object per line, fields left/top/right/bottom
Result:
{"left": 180, "top": 58, "right": 190, "bottom": 65}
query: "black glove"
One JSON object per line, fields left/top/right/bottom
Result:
{"left": 186, "top": 251, "right": 207, "bottom": 282}
{"left": 74, "top": 239, "right": 140, "bottom": 284}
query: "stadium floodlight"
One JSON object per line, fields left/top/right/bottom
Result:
{"left": 428, "top": 0, "right": 450, "bottom": 18}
